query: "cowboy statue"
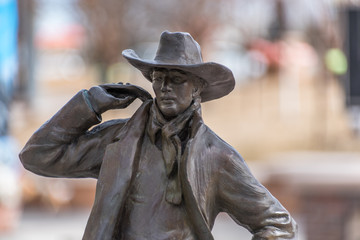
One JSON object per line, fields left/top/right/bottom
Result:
{"left": 20, "top": 31, "right": 297, "bottom": 240}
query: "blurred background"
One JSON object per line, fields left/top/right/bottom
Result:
{"left": 1, "top": 0, "right": 360, "bottom": 239}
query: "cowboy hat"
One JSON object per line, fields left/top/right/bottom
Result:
{"left": 122, "top": 31, "right": 235, "bottom": 102}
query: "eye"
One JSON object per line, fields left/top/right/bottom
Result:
{"left": 153, "top": 76, "right": 163, "bottom": 82}
{"left": 173, "top": 77, "right": 186, "bottom": 84}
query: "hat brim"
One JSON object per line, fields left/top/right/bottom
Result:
{"left": 122, "top": 49, "right": 235, "bottom": 102}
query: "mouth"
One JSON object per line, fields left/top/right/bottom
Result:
{"left": 158, "top": 96, "right": 176, "bottom": 106}
{"left": 160, "top": 96, "right": 176, "bottom": 101}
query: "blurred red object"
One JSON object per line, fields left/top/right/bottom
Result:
{"left": 248, "top": 38, "right": 283, "bottom": 71}
{"left": 35, "top": 24, "right": 85, "bottom": 50}
{"left": 0, "top": 204, "right": 20, "bottom": 232}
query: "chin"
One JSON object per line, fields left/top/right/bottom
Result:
{"left": 159, "top": 107, "right": 178, "bottom": 118}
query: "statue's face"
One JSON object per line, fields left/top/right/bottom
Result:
{"left": 152, "top": 68, "right": 195, "bottom": 119}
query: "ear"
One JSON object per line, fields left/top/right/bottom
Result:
{"left": 192, "top": 87, "right": 201, "bottom": 98}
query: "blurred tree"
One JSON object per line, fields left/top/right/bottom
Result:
{"left": 16, "top": 0, "right": 36, "bottom": 101}
{"left": 304, "top": 2, "right": 341, "bottom": 148}
{"left": 77, "top": 0, "right": 135, "bottom": 83}
{"left": 77, "top": 0, "right": 226, "bottom": 83}
{"left": 268, "top": 0, "right": 286, "bottom": 41}
{"left": 140, "top": 0, "right": 224, "bottom": 46}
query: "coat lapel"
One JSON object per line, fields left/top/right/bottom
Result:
{"left": 83, "top": 101, "right": 152, "bottom": 240}
{"left": 180, "top": 123, "right": 215, "bottom": 240}
{"left": 82, "top": 100, "right": 214, "bottom": 240}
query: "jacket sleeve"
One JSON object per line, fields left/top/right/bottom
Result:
{"left": 19, "top": 90, "right": 128, "bottom": 179}
{"left": 216, "top": 150, "right": 297, "bottom": 240}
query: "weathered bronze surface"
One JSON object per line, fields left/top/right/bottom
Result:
{"left": 20, "top": 31, "right": 297, "bottom": 240}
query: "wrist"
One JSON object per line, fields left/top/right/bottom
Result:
{"left": 83, "top": 90, "right": 102, "bottom": 118}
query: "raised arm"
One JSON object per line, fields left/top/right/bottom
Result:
{"left": 217, "top": 150, "right": 297, "bottom": 239}
{"left": 19, "top": 83, "right": 152, "bottom": 179}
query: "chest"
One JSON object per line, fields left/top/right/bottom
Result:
{"left": 120, "top": 134, "right": 195, "bottom": 240}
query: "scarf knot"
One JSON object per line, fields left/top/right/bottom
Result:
{"left": 147, "top": 98, "right": 201, "bottom": 205}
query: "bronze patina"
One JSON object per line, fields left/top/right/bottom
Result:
{"left": 20, "top": 31, "right": 297, "bottom": 240}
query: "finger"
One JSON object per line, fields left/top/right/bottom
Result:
{"left": 99, "top": 84, "right": 152, "bottom": 101}
{"left": 98, "top": 84, "right": 134, "bottom": 97}
{"left": 117, "top": 95, "right": 136, "bottom": 103}
{"left": 98, "top": 83, "right": 124, "bottom": 89}
{"left": 100, "top": 83, "right": 138, "bottom": 90}
{"left": 136, "top": 89, "right": 153, "bottom": 102}
{"left": 114, "top": 95, "right": 136, "bottom": 109}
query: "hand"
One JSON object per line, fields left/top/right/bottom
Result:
{"left": 87, "top": 83, "right": 152, "bottom": 114}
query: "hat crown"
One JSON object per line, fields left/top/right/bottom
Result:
{"left": 154, "top": 31, "right": 203, "bottom": 65}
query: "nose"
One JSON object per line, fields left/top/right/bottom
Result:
{"left": 160, "top": 78, "right": 172, "bottom": 92}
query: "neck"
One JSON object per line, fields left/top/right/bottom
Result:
{"left": 147, "top": 99, "right": 203, "bottom": 146}
{"left": 163, "top": 113, "right": 176, "bottom": 121}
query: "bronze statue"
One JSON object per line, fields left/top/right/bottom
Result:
{"left": 20, "top": 31, "right": 297, "bottom": 240}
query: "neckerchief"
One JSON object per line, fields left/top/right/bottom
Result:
{"left": 147, "top": 98, "right": 201, "bottom": 205}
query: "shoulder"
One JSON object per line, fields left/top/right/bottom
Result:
{"left": 201, "top": 126, "right": 264, "bottom": 194}
{"left": 198, "top": 124, "right": 245, "bottom": 167}
{"left": 192, "top": 124, "right": 257, "bottom": 190}
{"left": 200, "top": 125, "right": 242, "bottom": 158}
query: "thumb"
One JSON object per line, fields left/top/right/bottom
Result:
{"left": 113, "top": 95, "right": 136, "bottom": 109}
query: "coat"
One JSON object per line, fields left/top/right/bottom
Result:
{"left": 19, "top": 90, "right": 297, "bottom": 240}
